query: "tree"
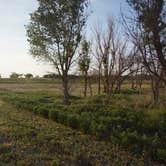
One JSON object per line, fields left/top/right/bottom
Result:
{"left": 92, "top": 25, "right": 103, "bottom": 95}
{"left": 123, "top": 0, "right": 166, "bottom": 103}
{"left": 43, "top": 73, "right": 57, "bottom": 79}
{"left": 78, "top": 39, "right": 90, "bottom": 97}
{"left": 10, "top": 73, "right": 22, "bottom": 79}
{"left": 26, "top": 0, "right": 89, "bottom": 104}
{"left": 93, "top": 18, "right": 134, "bottom": 94}
{"left": 127, "top": 0, "right": 166, "bottom": 74}
{"left": 25, "top": 73, "right": 33, "bottom": 79}
{"left": 94, "top": 19, "right": 117, "bottom": 94}
{"left": 113, "top": 42, "right": 135, "bottom": 91}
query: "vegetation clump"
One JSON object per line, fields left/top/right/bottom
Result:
{"left": 1, "top": 89, "right": 165, "bottom": 163}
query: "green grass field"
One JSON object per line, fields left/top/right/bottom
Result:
{"left": 0, "top": 79, "right": 165, "bottom": 165}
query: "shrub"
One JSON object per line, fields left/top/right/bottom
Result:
{"left": 51, "top": 159, "right": 60, "bottom": 166}
{"left": 38, "top": 96, "right": 54, "bottom": 104}
{"left": 36, "top": 106, "right": 49, "bottom": 118}
{"left": 67, "top": 114, "right": 80, "bottom": 129}
{"left": 114, "top": 89, "right": 139, "bottom": 95}
{"left": 57, "top": 112, "right": 68, "bottom": 125}
{"left": 119, "top": 131, "right": 149, "bottom": 154}
{"left": 95, "top": 122, "right": 110, "bottom": 139}
{"left": 80, "top": 113, "right": 92, "bottom": 134}
{"left": 75, "top": 152, "right": 92, "bottom": 166}
{"left": 86, "top": 94, "right": 110, "bottom": 105}
{"left": 49, "top": 109, "right": 59, "bottom": 121}
{"left": 156, "top": 149, "right": 166, "bottom": 161}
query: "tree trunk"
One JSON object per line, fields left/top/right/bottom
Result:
{"left": 62, "top": 72, "right": 70, "bottom": 105}
{"left": 98, "top": 67, "right": 101, "bottom": 95}
{"left": 84, "top": 71, "right": 88, "bottom": 97}
{"left": 151, "top": 77, "right": 160, "bottom": 104}
{"left": 116, "top": 80, "right": 122, "bottom": 92}
{"left": 88, "top": 77, "right": 93, "bottom": 97}
{"left": 104, "top": 68, "right": 109, "bottom": 94}
{"left": 138, "top": 79, "right": 143, "bottom": 89}
{"left": 131, "top": 76, "right": 135, "bottom": 90}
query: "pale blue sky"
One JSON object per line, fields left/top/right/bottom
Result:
{"left": 0, "top": 0, "right": 127, "bottom": 77}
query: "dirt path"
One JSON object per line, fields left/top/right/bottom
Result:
{"left": 0, "top": 101, "right": 160, "bottom": 166}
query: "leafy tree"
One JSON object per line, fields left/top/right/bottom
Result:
{"left": 25, "top": 73, "right": 33, "bottom": 79}
{"left": 26, "top": 0, "right": 89, "bottom": 104}
{"left": 43, "top": 73, "right": 57, "bottom": 79}
{"left": 124, "top": 0, "right": 166, "bottom": 103}
{"left": 126, "top": 0, "right": 166, "bottom": 79}
{"left": 78, "top": 39, "right": 90, "bottom": 97}
{"left": 10, "top": 73, "right": 22, "bottom": 79}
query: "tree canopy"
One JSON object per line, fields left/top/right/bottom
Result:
{"left": 26, "top": 0, "right": 89, "bottom": 104}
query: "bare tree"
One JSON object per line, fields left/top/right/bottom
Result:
{"left": 94, "top": 18, "right": 118, "bottom": 95}
{"left": 92, "top": 35, "right": 103, "bottom": 95}
{"left": 112, "top": 41, "right": 135, "bottom": 91}
{"left": 93, "top": 18, "right": 137, "bottom": 95}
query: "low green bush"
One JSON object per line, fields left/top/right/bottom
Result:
{"left": 114, "top": 89, "right": 140, "bottom": 95}
{"left": 57, "top": 112, "right": 68, "bottom": 125}
{"left": 67, "top": 114, "right": 80, "bottom": 129}
{"left": 86, "top": 94, "right": 110, "bottom": 105}
{"left": 49, "top": 109, "right": 59, "bottom": 121}
{"left": 156, "top": 149, "right": 166, "bottom": 161}
{"left": 79, "top": 113, "right": 92, "bottom": 134}
{"left": 36, "top": 106, "right": 49, "bottom": 118}
{"left": 38, "top": 96, "right": 54, "bottom": 103}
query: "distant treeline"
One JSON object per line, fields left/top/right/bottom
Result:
{"left": 0, "top": 73, "right": 152, "bottom": 82}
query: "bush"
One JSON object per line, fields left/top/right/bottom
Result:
{"left": 86, "top": 94, "right": 110, "bottom": 105}
{"left": 114, "top": 89, "right": 139, "bottom": 95}
{"left": 95, "top": 122, "right": 110, "bottom": 139}
{"left": 156, "top": 149, "right": 166, "bottom": 161}
{"left": 80, "top": 113, "right": 92, "bottom": 134}
{"left": 119, "top": 131, "right": 150, "bottom": 154}
{"left": 35, "top": 106, "right": 49, "bottom": 118}
{"left": 51, "top": 159, "right": 60, "bottom": 166}
{"left": 38, "top": 96, "right": 54, "bottom": 104}
{"left": 67, "top": 114, "right": 80, "bottom": 129}
{"left": 49, "top": 109, "right": 59, "bottom": 121}
{"left": 57, "top": 112, "right": 68, "bottom": 125}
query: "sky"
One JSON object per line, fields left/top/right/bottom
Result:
{"left": 0, "top": 0, "right": 127, "bottom": 78}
